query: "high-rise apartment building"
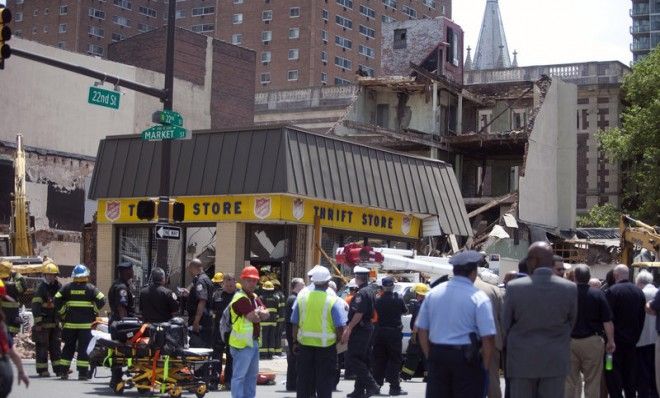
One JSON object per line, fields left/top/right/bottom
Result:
{"left": 630, "top": 0, "right": 660, "bottom": 63}
{"left": 7, "top": 0, "right": 449, "bottom": 90}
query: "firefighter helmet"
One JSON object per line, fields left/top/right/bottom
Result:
{"left": 71, "top": 264, "right": 90, "bottom": 279}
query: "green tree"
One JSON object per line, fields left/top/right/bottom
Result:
{"left": 599, "top": 47, "right": 660, "bottom": 224}
{"left": 576, "top": 204, "right": 620, "bottom": 228}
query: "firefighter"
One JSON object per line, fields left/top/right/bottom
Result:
{"left": 342, "top": 266, "right": 381, "bottom": 397}
{"left": 209, "top": 271, "right": 224, "bottom": 390}
{"left": 259, "top": 281, "right": 278, "bottom": 359}
{"left": 272, "top": 279, "right": 285, "bottom": 357}
{"left": 401, "top": 283, "right": 429, "bottom": 381}
{"left": 107, "top": 261, "right": 135, "bottom": 389}
{"left": 0, "top": 261, "right": 26, "bottom": 337}
{"left": 31, "top": 261, "right": 62, "bottom": 377}
{"left": 54, "top": 264, "right": 105, "bottom": 380}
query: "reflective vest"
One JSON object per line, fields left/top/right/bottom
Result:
{"left": 297, "top": 290, "right": 338, "bottom": 348}
{"left": 229, "top": 291, "right": 255, "bottom": 349}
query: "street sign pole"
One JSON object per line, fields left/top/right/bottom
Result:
{"left": 156, "top": 0, "right": 176, "bottom": 273}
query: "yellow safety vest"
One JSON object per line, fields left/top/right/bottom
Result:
{"left": 297, "top": 290, "right": 338, "bottom": 347}
{"left": 229, "top": 291, "right": 255, "bottom": 349}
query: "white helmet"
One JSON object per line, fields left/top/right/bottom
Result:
{"left": 309, "top": 266, "right": 332, "bottom": 283}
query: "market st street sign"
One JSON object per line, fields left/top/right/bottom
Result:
{"left": 141, "top": 124, "right": 188, "bottom": 141}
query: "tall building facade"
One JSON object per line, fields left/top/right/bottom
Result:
{"left": 630, "top": 0, "right": 660, "bottom": 63}
{"left": 7, "top": 0, "right": 450, "bottom": 90}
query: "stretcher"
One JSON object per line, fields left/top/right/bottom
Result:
{"left": 89, "top": 324, "right": 216, "bottom": 397}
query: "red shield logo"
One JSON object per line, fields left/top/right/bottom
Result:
{"left": 105, "top": 201, "right": 121, "bottom": 222}
{"left": 293, "top": 198, "right": 304, "bottom": 220}
{"left": 254, "top": 197, "right": 272, "bottom": 219}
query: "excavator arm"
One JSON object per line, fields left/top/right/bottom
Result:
{"left": 9, "top": 134, "right": 33, "bottom": 257}
{"left": 620, "top": 214, "right": 659, "bottom": 267}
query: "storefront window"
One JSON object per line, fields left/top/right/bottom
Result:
{"left": 117, "top": 226, "right": 151, "bottom": 302}
{"left": 184, "top": 226, "right": 217, "bottom": 284}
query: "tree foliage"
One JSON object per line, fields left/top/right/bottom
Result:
{"left": 599, "top": 47, "right": 660, "bottom": 224}
{"left": 576, "top": 204, "right": 620, "bottom": 228}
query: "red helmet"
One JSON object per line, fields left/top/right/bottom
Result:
{"left": 240, "top": 266, "right": 260, "bottom": 280}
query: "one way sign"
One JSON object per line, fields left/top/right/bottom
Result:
{"left": 155, "top": 225, "right": 181, "bottom": 240}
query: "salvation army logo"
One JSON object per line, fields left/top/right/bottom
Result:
{"left": 105, "top": 201, "right": 121, "bottom": 222}
{"left": 401, "top": 215, "right": 412, "bottom": 235}
{"left": 254, "top": 197, "right": 272, "bottom": 219}
{"left": 293, "top": 198, "right": 304, "bottom": 220}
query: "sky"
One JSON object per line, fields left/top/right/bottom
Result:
{"left": 452, "top": 0, "right": 632, "bottom": 67}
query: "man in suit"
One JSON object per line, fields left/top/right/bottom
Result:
{"left": 502, "top": 242, "right": 578, "bottom": 398}
{"left": 604, "top": 264, "right": 647, "bottom": 398}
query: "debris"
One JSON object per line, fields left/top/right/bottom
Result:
{"left": 13, "top": 331, "right": 36, "bottom": 359}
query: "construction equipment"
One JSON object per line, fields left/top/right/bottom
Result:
{"left": 620, "top": 215, "right": 660, "bottom": 280}
{"left": 0, "top": 135, "right": 48, "bottom": 272}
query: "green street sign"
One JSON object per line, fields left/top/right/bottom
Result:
{"left": 141, "top": 124, "right": 188, "bottom": 141}
{"left": 156, "top": 110, "right": 184, "bottom": 127}
{"left": 88, "top": 86, "right": 120, "bottom": 110}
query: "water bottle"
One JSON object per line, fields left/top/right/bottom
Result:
{"left": 605, "top": 353, "right": 613, "bottom": 371}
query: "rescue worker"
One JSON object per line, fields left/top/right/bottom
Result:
{"left": 107, "top": 261, "right": 136, "bottom": 390}
{"left": 259, "top": 281, "right": 279, "bottom": 359}
{"left": 229, "top": 266, "right": 270, "bottom": 398}
{"left": 31, "top": 261, "right": 62, "bottom": 377}
{"left": 183, "top": 258, "right": 214, "bottom": 348}
{"left": 0, "top": 279, "right": 30, "bottom": 397}
{"left": 401, "top": 283, "right": 429, "bottom": 381}
{"left": 139, "top": 267, "right": 179, "bottom": 323}
{"left": 285, "top": 278, "right": 305, "bottom": 391}
{"left": 272, "top": 279, "right": 285, "bottom": 357}
{"left": 54, "top": 264, "right": 105, "bottom": 380}
{"left": 291, "top": 266, "right": 347, "bottom": 398}
{"left": 373, "top": 276, "right": 408, "bottom": 396}
{"left": 209, "top": 272, "right": 224, "bottom": 390}
{"left": 341, "top": 266, "right": 381, "bottom": 398}
{"left": 0, "top": 261, "right": 26, "bottom": 337}
{"left": 211, "top": 273, "right": 237, "bottom": 391}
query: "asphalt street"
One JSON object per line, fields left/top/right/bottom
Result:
{"left": 11, "top": 360, "right": 429, "bottom": 398}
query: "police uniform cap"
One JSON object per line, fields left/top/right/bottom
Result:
{"left": 353, "top": 266, "right": 370, "bottom": 274}
{"left": 449, "top": 250, "right": 484, "bottom": 269}
{"left": 117, "top": 261, "right": 133, "bottom": 269}
{"left": 381, "top": 276, "right": 395, "bottom": 287}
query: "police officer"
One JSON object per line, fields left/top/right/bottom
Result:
{"left": 416, "top": 251, "right": 496, "bottom": 398}
{"left": 54, "top": 264, "right": 106, "bottom": 380}
{"left": 401, "top": 283, "right": 429, "bottom": 381}
{"left": 291, "top": 266, "right": 347, "bottom": 398}
{"left": 184, "top": 258, "right": 214, "bottom": 348}
{"left": 341, "top": 266, "right": 381, "bottom": 398}
{"left": 139, "top": 267, "right": 179, "bottom": 323}
{"left": 0, "top": 261, "right": 26, "bottom": 337}
{"left": 259, "top": 281, "right": 278, "bottom": 359}
{"left": 373, "top": 276, "right": 408, "bottom": 396}
{"left": 211, "top": 273, "right": 237, "bottom": 391}
{"left": 31, "top": 261, "right": 62, "bottom": 377}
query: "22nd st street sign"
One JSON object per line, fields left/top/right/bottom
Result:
{"left": 141, "top": 124, "right": 188, "bottom": 141}
{"left": 88, "top": 86, "right": 120, "bottom": 110}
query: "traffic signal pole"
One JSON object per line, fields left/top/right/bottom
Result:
{"left": 156, "top": 0, "right": 177, "bottom": 273}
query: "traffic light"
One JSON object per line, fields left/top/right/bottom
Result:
{"left": 0, "top": 6, "right": 11, "bottom": 70}
{"left": 172, "top": 202, "right": 185, "bottom": 222}
{"left": 136, "top": 200, "right": 156, "bottom": 220}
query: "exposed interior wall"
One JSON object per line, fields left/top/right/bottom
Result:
{"left": 518, "top": 79, "right": 577, "bottom": 229}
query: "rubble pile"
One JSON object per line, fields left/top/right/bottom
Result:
{"left": 13, "top": 332, "right": 36, "bottom": 359}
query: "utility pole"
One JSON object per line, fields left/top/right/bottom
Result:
{"left": 156, "top": 0, "right": 177, "bottom": 272}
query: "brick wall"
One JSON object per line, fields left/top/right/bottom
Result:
{"left": 577, "top": 133, "right": 589, "bottom": 209}
{"left": 211, "top": 40, "right": 256, "bottom": 129}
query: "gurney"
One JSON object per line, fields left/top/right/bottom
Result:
{"left": 89, "top": 318, "right": 216, "bottom": 397}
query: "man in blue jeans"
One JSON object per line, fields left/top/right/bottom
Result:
{"left": 228, "top": 266, "right": 270, "bottom": 398}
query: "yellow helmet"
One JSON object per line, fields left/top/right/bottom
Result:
{"left": 236, "top": 282, "right": 242, "bottom": 290}
{"left": 262, "top": 281, "right": 274, "bottom": 290}
{"left": 43, "top": 261, "right": 60, "bottom": 275}
{"left": 271, "top": 279, "right": 281, "bottom": 287}
{"left": 0, "top": 260, "right": 11, "bottom": 279}
{"left": 212, "top": 272, "right": 224, "bottom": 283}
{"left": 413, "top": 283, "right": 430, "bottom": 296}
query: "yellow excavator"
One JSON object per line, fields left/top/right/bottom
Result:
{"left": 620, "top": 214, "right": 660, "bottom": 280}
{"left": 0, "top": 135, "right": 53, "bottom": 275}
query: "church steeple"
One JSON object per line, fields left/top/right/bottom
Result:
{"left": 464, "top": 46, "right": 473, "bottom": 70}
{"left": 473, "top": 0, "right": 512, "bottom": 70}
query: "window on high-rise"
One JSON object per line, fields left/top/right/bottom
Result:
{"left": 402, "top": 6, "right": 417, "bottom": 19}
{"left": 334, "top": 56, "right": 352, "bottom": 70}
{"left": 359, "top": 25, "right": 375, "bottom": 39}
{"left": 88, "top": 8, "right": 106, "bottom": 20}
{"left": 288, "top": 48, "right": 300, "bottom": 60}
{"left": 322, "top": 9, "right": 329, "bottom": 21}
{"left": 262, "top": 10, "right": 273, "bottom": 21}
{"left": 261, "top": 51, "right": 272, "bottom": 63}
{"left": 335, "top": 77, "right": 352, "bottom": 85}
{"left": 232, "top": 34, "right": 242, "bottom": 45}
{"left": 289, "top": 27, "right": 300, "bottom": 39}
{"left": 288, "top": 70, "right": 299, "bottom": 81}
{"left": 59, "top": 24, "right": 67, "bottom": 33}
{"left": 139, "top": 6, "right": 157, "bottom": 18}
{"left": 336, "top": 15, "right": 352, "bottom": 29}
{"left": 359, "top": 5, "right": 375, "bottom": 19}
{"left": 359, "top": 65, "right": 375, "bottom": 77}
{"left": 191, "top": 24, "right": 214, "bottom": 33}
{"left": 382, "top": 15, "right": 396, "bottom": 23}
{"left": 359, "top": 44, "right": 375, "bottom": 58}
{"left": 113, "top": 0, "right": 132, "bottom": 11}
{"left": 192, "top": 7, "right": 215, "bottom": 17}
{"left": 88, "top": 44, "right": 104, "bottom": 56}
{"left": 88, "top": 25, "right": 105, "bottom": 37}
{"left": 260, "top": 73, "right": 271, "bottom": 84}
{"left": 321, "top": 30, "right": 328, "bottom": 43}
{"left": 112, "top": 16, "right": 130, "bottom": 27}
{"left": 262, "top": 31, "right": 273, "bottom": 42}
{"left": 59, "top": 5, "right": 68, "bottom": 15}
{"left": 336, "top": 0, "right": 353, "bottom": 9}
{"left": 112, "top": 33, "right": 125, "bottom": 42}
{"left": 393, "top": 29, "right": 407, "bottom": 49}
{"left": 290, "top": 7, "right": 301, "bottom": 18}
{"left": 382, "top": 0, "right": 397, "bottom": 9}
{"left": 232, "top": 13, "right": 243, "bottom": 24}
{"left": 335, "top": 35, "right": 352, "bottom": 49}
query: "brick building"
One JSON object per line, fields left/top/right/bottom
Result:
{"left": 7, "top": 0, "right": 450, "bottom": 90}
